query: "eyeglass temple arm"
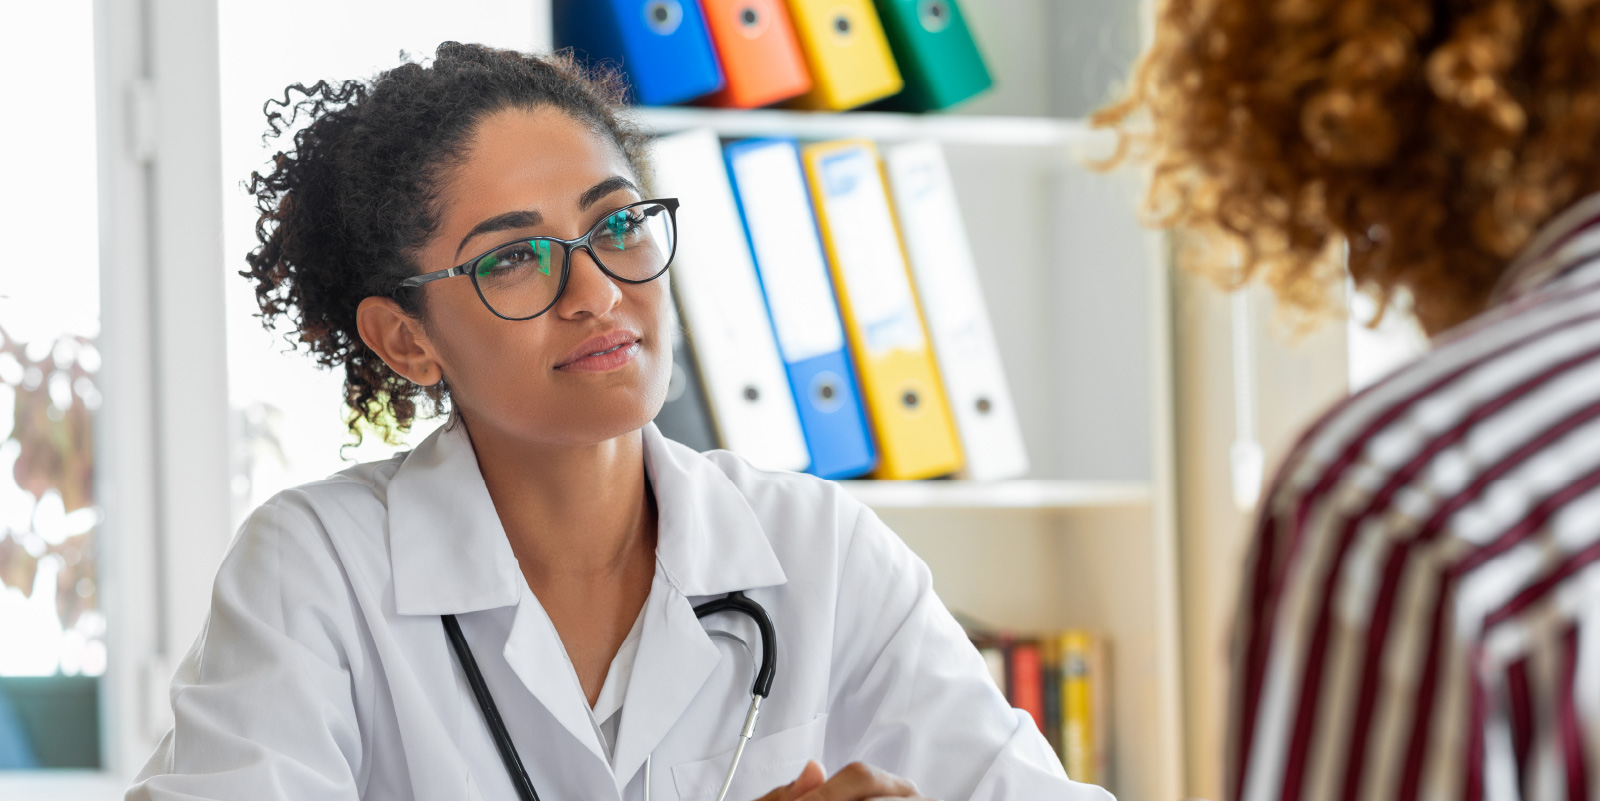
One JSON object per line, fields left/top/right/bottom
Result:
{"left": 398, "top": 265, "right": 466, "bottom": 289}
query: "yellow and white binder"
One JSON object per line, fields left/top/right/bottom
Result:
{"left": 647, "top": 129, "right": 810, "bottom": 472}
{"left": 802, "top": 139, "right": 962, "bottom": 480}
{"left": 883, "top": 141, "right": 1029, "bottom": 480}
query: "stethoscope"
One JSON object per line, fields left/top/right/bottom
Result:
{"left": 441, "top": 590, "right": 776, "bottom": 801}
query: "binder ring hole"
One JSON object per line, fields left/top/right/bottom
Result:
{"left": 976, "top": 397, "right": 992, "bottom": 414}
{"left": 737, "top": 4, "right": 766, "bottom": 37}
{"left": 743, "top": 386, "right": 761, "bottom": 402}
{"left": 644, "top": 0, "right": 684, "bottom": 35}
{"left": 810, "top": 372, "right": 846, "bottom": 413}
{"left": 917, "top": 0, "right": 951, "bottom": 33}
{"left": 902, "top": 390, "right": 920, "bottom": 409}
{"left": 832, "top": 12, "right": 854, "bottom": 40}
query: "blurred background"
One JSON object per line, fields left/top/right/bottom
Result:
{"left": 0, "top": 1, "right": 1426, "bottom": 799}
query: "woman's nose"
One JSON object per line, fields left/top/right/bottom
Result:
{"left": 554, "top": 246, "right": 623, "bottom": 320}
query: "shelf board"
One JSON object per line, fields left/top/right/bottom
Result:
{"left": 632, "top": 107, "right": 1107, "bottom": 148}
{"left": 837, "top": 479, "right": 1151, "bottom": 510}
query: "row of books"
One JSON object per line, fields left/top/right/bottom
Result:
{"left": 974, "top": 629, "right": 1112, "bottom": 787}
{"left": 646, "top": 130, "right": 1029, "bottom": 481}
{"left": 554, "top": 0, "right": 991, "bottom": 111}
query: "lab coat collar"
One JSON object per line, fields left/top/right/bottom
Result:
{"left": 386, "top": 421, "right": 787, "bottom": 617}
{"left": 387, "top": 420, "right": 522, "bottom": 616}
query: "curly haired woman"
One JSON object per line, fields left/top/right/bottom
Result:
{"left": 1102, "top": 0, "right": 1600, "bottom": 798}
{"left": 123, "top": 43, "right": 1109, "bottom": 801}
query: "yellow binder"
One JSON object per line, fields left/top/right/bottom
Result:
{"left": 802, "top": 140, "right": 962, "bottom": 480}
{"left": 783, "top": 0, "right": 903, "bottom": 110}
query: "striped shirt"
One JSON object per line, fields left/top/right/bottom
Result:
{"left": 1227, "top": 194, "right": 1600, "bottom": 801}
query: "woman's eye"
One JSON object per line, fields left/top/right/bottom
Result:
{"left": 476, "top": 241, "right": 552, "bottom": 277}
{"left": 603, "top": 211, "right": 646, "bottom": 249}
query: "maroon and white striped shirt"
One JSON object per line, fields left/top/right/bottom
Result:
{"left": 1228, "top": 195, "right": 1600, "bottom": 801}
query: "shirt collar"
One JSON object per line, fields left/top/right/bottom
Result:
{"left": 386, "top": 421, "right": 786, "bottom": 616}
{"left": 1490, "top": 191, "right": 1600, "bottom": 305}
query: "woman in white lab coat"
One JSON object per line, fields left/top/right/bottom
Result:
{"left": 127, "top": 43, "right": 1108, "bottom": 801}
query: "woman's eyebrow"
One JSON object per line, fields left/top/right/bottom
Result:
{"left": 578, "top": 175, "right": 640, "bottom": 211}
{"left": 456, "top": 209, "right": 543, "bottom": 259}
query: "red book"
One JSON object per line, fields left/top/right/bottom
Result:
{"left": 1008, "top": 642, "right": 1045, "bottom": 732}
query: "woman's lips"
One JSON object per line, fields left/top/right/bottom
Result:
{"left": 555, "top": 339, "right": 641, "bottom": 373}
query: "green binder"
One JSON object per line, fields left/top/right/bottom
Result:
{"left": 871, "top": 0, "right": 993, "bottom": 111}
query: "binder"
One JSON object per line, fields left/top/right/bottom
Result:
{"left": 870, "top": 0, "right": 992, "bottom": 111}
{"left": 725, "top": 139, "right": 876, "bottom": 480}
{"left": 883, "top": 141, "right": 1029, "bottom": 480}
{"left": 553, "top": 0, "right": 724, "bottom": 106}
{"left": 646, "top": 129, "right": 811, "bottom": 473}
{"left": 802, "top": 140, "right": 963, "bottom": 480}
{"left": 700, "top": 0, "right": 813, "bottom": 108}
{"left": 782, "top": 0, "right": 903, "bottom": 110}
{"left": 652, "top": 289, "right": 720, "bottom": 452}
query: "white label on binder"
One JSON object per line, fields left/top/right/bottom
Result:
{"left": 729, "top": 143, "right": 846, "bottom": 364}
{"left": 816, "top": 147, "right": 925, "bottom": 356}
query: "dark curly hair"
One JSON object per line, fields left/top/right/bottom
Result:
{"left": 243, "top": 42, "right": 651, "bottom": 443}
{"left": 1096, "top": 0, "right": 1600, "bottom": 334}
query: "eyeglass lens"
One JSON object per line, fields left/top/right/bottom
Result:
{"left": 471, "top": 202, "right": 676, "bottom": 319}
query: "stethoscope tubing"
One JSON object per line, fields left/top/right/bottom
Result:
{"left": 441, "top": 590, "right": 775, "bottom": 801}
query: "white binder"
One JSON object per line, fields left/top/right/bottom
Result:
{"left": 646, "top": 129, "right": 810, "bottom": 472}
{"left": 882, "top": 140, "right": 1030, "bottom": 480}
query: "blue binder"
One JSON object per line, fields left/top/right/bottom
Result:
{"left": 725, "top": 138, "right": 877, "bottom": 479}
{"left": 553, "top": 0, "right": 725, "bottom": 106}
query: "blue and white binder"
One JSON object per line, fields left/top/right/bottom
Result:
{"left": 647, "top": 129, "right": 811, "bottom": 473}
{"left": 553, "top": 0, "right": 725, "bottom": 106}
{"left": 726, "top": 138, "right": 877, "bottom": 479}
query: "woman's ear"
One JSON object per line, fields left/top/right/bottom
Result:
{"left": 356, "top": 296, "right": 443, "bottom": 386}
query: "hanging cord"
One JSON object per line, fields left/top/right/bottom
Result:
{"left": 442, "top": 614, "right": 541, "bottom": 801}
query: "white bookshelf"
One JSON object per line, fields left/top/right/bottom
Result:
{"left": 635, "top": 106, "right": 1106, "bottom": 149}
{"left": 840, "top": 480, "right": 1151, "bottom": 511}
{"left": 620, "top": 2, "right": 1184, "bottom": 798}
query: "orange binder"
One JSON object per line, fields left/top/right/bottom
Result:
{"left": 802, "top": 140, "right": 963, "bottom": 480}
{"left": 701, "top": 0, "right": 813, "bottom": 108}
{"left": 783, "top": 0, "right": 903, "bottom": 110}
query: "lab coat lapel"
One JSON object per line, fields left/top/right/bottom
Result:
{"left": 610, "top": 426, "right": 789, "bottom": 789}
{"left": 501, "top": 589, "right": 612, "bottom": 766}
{"left": 609, "top": 576, "right": 721, "bottom": 791}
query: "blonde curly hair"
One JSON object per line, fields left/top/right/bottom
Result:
{"left": 1095, "top": 0, "right": 1600, "bottom": 333}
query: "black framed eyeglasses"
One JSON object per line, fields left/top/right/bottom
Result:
{"left": 398, "top": 198, "right": 680, "bottom": 321}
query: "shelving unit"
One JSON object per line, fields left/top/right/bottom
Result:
{"left": 839, "top": 480, "right": 1151, "bottom": 511}
{"left": 635, "top": 106, "right": 1106, "bottom": 149}
{"left": 616, "top": 2, "right": 1185, "bottom": 798}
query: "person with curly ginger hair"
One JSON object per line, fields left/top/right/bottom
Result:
{"left": 1100, "top": 0, "right": 1600, "bottom": 798}
{"left": 125, "top": 42, "right": 1110, "bottom": 801}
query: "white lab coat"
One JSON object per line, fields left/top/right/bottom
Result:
{"left": 127, "top": 422, "right": 1111, "bottom": 801}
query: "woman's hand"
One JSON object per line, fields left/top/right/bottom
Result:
{"left": 753, "top": 760, "right": 937, "bottom": 801}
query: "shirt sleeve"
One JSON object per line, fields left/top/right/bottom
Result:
{"left": 823, "top": 504, "right": 1114, "bottom": 801}
{"left": 126, "top": 496, "right": 368, "bottom": 801}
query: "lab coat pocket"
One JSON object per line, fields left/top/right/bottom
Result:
{"left": 670, "top": 712, "right": 828, "bottom": 801}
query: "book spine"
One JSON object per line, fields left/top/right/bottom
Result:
{"left": 1008, "top": 641, "right": 1045, "bottom": 733}
{"left": 1059, "top": 631, "right": 1095, "bottom": 784}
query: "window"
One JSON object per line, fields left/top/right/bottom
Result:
{"left": 0, "top": 0, "right": 106, "bottom": 770}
